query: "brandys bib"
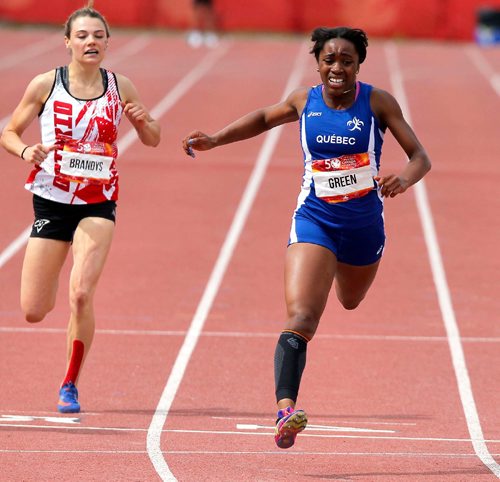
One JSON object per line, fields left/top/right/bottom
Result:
{"left": 57, "top": 139, "right": 115, "bottom": 185}
{"left": 312, "top": 152, "right": 374, "bottom": 204}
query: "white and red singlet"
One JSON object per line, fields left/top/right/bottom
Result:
{"left": 26, "top": 66, "right": 123, "bottom": 204}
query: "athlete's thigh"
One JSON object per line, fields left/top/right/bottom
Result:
{"left": 70, "top": 217, "right": 115, "bottom": 293}
{"left": 285, "top": 242, "right": 337, "bottom": 319}
{"left": 334, "top": 260, "right": 380, "bottom": 308}
{"left": 21, "top": 237, "right": 71, "bottom": 312}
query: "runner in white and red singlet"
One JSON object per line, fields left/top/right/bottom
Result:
{"left": 0, "top": 1, "right": 160, "bottom": 413}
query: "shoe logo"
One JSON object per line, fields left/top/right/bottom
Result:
{"left": 347, "top": 116, "right": 364, "bottom": 131}
{"left": 287, "top": 337, "right": 299, "bottom": 349}
{"left": 34, "top": 219, "right": 50, "bottom": 233}
{"left": 307, "top": 111, "right": 322, "bottom": 117}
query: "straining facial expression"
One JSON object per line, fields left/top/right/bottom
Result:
{"left": 65, "top": 15, "right": 109, "bottom": 63}
{"left": 317, "top": 38, "right": 360, "bottom": 96}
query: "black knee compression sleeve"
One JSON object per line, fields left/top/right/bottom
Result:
{"left": 274, "top": 331, "right": 308, "bottom": 403}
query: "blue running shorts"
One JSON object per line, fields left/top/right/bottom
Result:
{"left": 289, "top": 211, "right": 385, "bottom": 266}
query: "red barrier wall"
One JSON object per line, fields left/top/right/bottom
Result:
{"left": 2, "top": 0, "right": 500, "bottom": 40}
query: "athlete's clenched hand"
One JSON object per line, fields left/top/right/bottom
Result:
{"left": 22, "top": 143, "right": 57, "bottom": 165}
{"left": 374, "top": 174, "right": 410, "bottom": 198}
{"left": 182, "top": 131, "right": 216, "bottom": 158}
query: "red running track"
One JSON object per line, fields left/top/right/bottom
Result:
{"left": 0, "top": 26, "right": 499, "bottom": 481}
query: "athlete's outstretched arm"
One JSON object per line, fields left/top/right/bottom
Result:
{"left": 371, "top": 88, "right": 431, "bottom": 198}
{"left": 116, "top": 74, "right": 161, "bottom": 147}
{"left": 182, "top": 88, "right": 307, "bottom": 157}
{"left": 0, "top": 71, "right": 56, "bottom": 164}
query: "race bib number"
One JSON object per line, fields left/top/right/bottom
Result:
{"left": 57, "top": 140, "right": 115, "bottom": 185}
{"left": 312, "top": 153, "right": 374, "bottom": 203}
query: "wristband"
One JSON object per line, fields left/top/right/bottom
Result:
{"left": 20, "top": 146, "right": 29, "bottom": 160}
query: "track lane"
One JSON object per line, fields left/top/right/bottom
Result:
{"left": 1, "top": 29, "right": 498, "bottom": 481}
{"left": 0, "top": 28, "right": 236, "bottom": 480}
{"left": 157, "top": 39, "right": 500, "bottom": 480}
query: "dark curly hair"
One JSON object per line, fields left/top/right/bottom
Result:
{"left": 64, "top": 2, "right": 110, "bottom": 38}
{"left": 310, "top": 27, "right": 368, "bottom": 64}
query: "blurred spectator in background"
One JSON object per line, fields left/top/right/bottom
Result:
{"left": 187, "top": 0, "right": 219, "bottom": 48}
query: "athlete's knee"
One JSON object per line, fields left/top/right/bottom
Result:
{"left": 286, "top": 308, "right": 320, "bottom": 340}
{"left": 23, "top": 306, "right": 50, "bottom": 323}
{"left": 69, "top": 287, "right": 93, "bottom": 315}
{"left": 342, "top": 300, "right": 361, "bottom": 310}
{"left": 338, "top": 294, "right": 365, "bottom": 310}
{"left": 21, "top": 283, "right": 59, "bottom": 323}
{"left": 24, "top": 312, "right": 43, "bottom": 323}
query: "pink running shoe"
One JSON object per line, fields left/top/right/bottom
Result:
{"left": 274, "top": 406, "right": 307, "bottom": 449}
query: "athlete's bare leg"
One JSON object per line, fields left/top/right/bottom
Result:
{"left": 279, "top": 242, "right": 336, "bottom": 409}
{"left": 21, "top": 238, "right": 70, "bottom": 322}
{"left": 334, "top": 260, "right": 380, "bottom": 310}
{"left": 65, "top": 217, "right": 114, "bottom": 382}
{"left": 278, "top": 243, "right": 381, "bottom": 409}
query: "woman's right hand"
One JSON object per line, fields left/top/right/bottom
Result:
{"left": 22, "top": 143, "right": 57, "bottom": 165}
{"left": 182, "top": 131, "right": 215, "bottom": 158}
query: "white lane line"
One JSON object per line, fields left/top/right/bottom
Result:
{"left": 146, "top": 43, "right": 309, "bottom": 482}
{"left": 0, "top": 450, "right": 149, "bottom": 454}
{"left": 162, "top": 429, "right": 500, "bottom": 444}
{"left": 104, "top": 34, "right": 151, "bottom": 68}
{"left": 119, "top": 42, "right": 230, "bottom": 154}
{"left": 1, "top": 450, "right": 499, "bottom": 458}
{"left": 1, "top": 423, "right": 499, "bottom": 444}
{"left": 0, "top": 226, "right": 31, "bottom": 269}
{"left": 0, "top": 115, "right": 11, "bottom": 131}
{"left": 157, "top": 450, "right": 500, "bottom": 457}
{"left": 0, "top": 43, "right": 230, "bottom": 269}
{"left": 0, "top": 414, "right": 78, "bottom": 424}
{"left": 1, "top": 326, "right": 498, "bottom": 343}
{"left": 216, "top": 415, "right": 418, "bottom": 426}
{"left": 0, "top": 423, "right": 146, "bottom": 432}
{"left": 465, "top": 45, "right": 500, "bottom": 97}
{"left": 237, "top": 423, "right": 396, "bottom": 433}
{"left": 385, "top": 41, "right": 500, "bottom": 479}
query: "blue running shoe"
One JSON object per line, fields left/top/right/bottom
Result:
{"left": 57, "top": 382, "right": 80, "bottom": 413}
{"left": 274, "top": 406, "right": 307, "bottom": 449}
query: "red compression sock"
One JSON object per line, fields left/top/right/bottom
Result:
{"left": 61, "top": 339, "right": 84, "bottom": 386}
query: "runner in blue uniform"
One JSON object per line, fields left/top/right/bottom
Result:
{"left": 182, "top": 26, "right": 431, "bottom": 449}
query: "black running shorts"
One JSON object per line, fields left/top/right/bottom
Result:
{"left": 30, "top": 194, "right": 116, "bottom": 242}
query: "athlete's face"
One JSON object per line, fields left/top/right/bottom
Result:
{"left": 65, "top": 16, "right": 108, "bottom": 64}
{"left": 317, "top": 38, "right": 360, "bottom": 97}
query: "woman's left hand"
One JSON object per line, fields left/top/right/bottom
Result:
{"left": 374, "top": 174, "right": 410, "bottom": 198}
{"left": 122, "top": 101, "right": 149, "bottom": 125}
